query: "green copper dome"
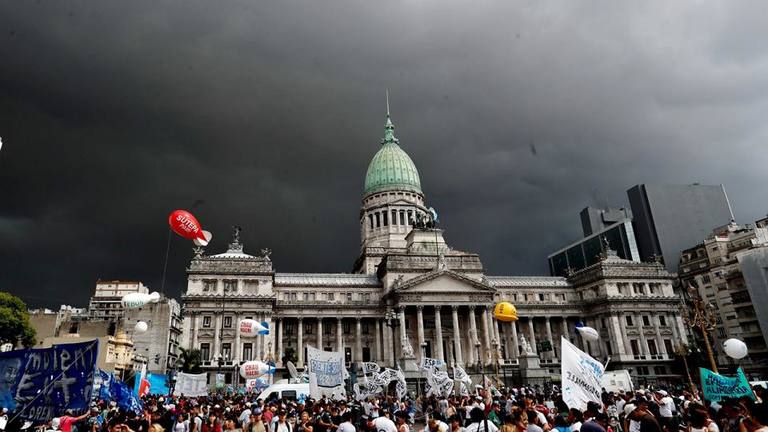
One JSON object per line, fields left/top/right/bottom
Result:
{"left": 364, "top": 115, "right": 422, "bottom": 196}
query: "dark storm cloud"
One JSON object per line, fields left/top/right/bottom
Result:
{"left": 1, "top": 1, "right": 767, "bottom": 307}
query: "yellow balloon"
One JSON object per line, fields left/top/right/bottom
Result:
{"left": 493, "top": 302, "right": 518, "bottom": 322}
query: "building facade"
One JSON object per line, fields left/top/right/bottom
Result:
{"left": 89, "top": 280, "right": 149, "bottom": 320}
{"left": 181, "top": 112, "right": 685, "bottom": 387}
{"left": 124, "top": 297, "right": 183, "bottom": 374}
{"left": 679, "top": 221, "right": 768, "bottom": 377}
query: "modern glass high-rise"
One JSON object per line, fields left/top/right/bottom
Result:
{"left": 627, "top": 183, "right": 734, "bottom": 273}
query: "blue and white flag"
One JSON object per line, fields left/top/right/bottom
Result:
{"left": 561, "top": 336, "right": 605, "bottom": 411}
{"left": 306, "top": 345, "right": 346, "bottom": 400}
{"left": 0, "top": 340, "right": 98, "bottom": 422}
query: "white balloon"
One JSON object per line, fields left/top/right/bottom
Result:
{"left": 576, "top": 326, "right": 600, "bottom": 342}
{"left": 134, "top": 321, "right": 148, "bottom": 333}
{"left": 240, "top": 361, "right": 276, "bottom": 379}
{"left": 723, "top": 338, "right": 748, "bottom": 359}
{"left": 239, "top": 319, "right": 269, "bottom": 337}
{"left": 121, "top": 291, "right": 161, "bottom": 309}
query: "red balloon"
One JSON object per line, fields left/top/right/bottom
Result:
{"left": 168, "top": 210, "right": 207, "bottom": 241}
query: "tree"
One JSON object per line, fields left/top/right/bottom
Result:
{"left": 177, "top": 347, "right": 203, "bottom": 373}
{"left": 0, "top": 292, "right": 36, "bottom": 348}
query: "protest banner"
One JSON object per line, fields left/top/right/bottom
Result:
{"left": 0, "top": 340, "right": 98, "bottom": 422}
{"left": 700, "top": 367, "right": 755, "bottom": 402}
{"left": 418, "top": 357, "right": 445, "bottom": 370}
{"left": 561, "top": 336, "right": 605, "bottom": 411}
{"left": 174, "top": 372, "right": 209, "bottom": 397}
{"left": 306, "top": 345, "right": 345, "bottom": 400}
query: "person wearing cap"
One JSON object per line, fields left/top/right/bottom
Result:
{"left": 58, "top": 409, "right": 91, "bottom": 432}
{"left": 249, "top": 409, "right": 267, "bottom": 432}
{"left": 652, "top": 390, "right": 675, "bottom": 432}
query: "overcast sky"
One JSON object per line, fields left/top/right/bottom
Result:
{"left": 1, "top": 1, "right": 767, "bottom": 308}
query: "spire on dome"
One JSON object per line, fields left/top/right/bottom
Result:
{"left": 382, "top": 90, "right": 398, "bottom": 144}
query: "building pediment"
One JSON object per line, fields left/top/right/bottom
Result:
{"left": 393, "top": 270, "right": 496, "bottom": 294}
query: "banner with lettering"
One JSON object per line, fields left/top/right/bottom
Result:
{"left": 418, "top": 357, "right": 446, "bottom": 370}
{"left": 561, "top": 336, "right": 605, "bottom": 411}
{"left": 306, "top": 345, "right": 345, "bottom": 400}
{"left": 700, "top": 367, "right": 755, "bottom": 402}
{"left": 0, "top": 340, "right": 98, "bottom": 422}
{"left": 174, "top": 372, "right": 208, "bottom": 397}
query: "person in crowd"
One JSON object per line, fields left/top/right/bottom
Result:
{"left": 202, "top": 411, "right": 222, "bottom": 432}
{"left": 568, "top": 409, "right": 584, "bottom": 432}
{"left": 465, "top": 407, "right": 499, "bottom": 432}
{"left": 449, "top": 415, "right": 466, "bottom": 432}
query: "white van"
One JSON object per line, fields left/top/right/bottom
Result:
{"left": 258, "top": 380, "right": 310, "bottom": 401}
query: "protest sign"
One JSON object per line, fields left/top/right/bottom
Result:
{"left": 0, "top": 340, "right": 98, "bottom": 422}
{"left": 700, "top": 367, "right": 755, "bottom": 402}
{"left": 174, "top": 372, "right": 208, "bottom": 397}
{"left": 561, "top": 336, "right": 605, "bottom": 411}
{"left": 306, "top": 345, "right": 345, "bottom": 400}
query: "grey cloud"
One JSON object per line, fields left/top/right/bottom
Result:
{"left": 1, "top": 0, "right": 767, "bottom": 307}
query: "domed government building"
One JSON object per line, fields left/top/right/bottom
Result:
{"left": 181, "top": 110, "right": 685, "bottom": 389}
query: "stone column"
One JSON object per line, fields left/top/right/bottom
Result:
{"left": 675, "top": 315, "right": 687, "bottom": 345}
{"left": 234, "top": 313, "right": 241, "bottom": 361}
{"left": 355, "top": 317, "right": 363, "bottom": 361}
{"left": 617, "top": 314, "right": 632, "bottom": 355}
{"left": 480, "top": 307, "right": 491, "bottom": 365}
{"left": 317, "top": 317, "right": 323, "bottom": 350}
{"left": 527, "top": 318, "right": 538, "bottom": 355}
{"left": 545, "top": 317, "right": 554, "bottom": 359}
{"left": 561, "top": 317, "right": 569, "bottom": 343}
{"left": 636, "top": 313, "right": 648, "bottom": 356}
{"left": 452, "top": 306, "right": 463, "bottom": 366}
{"left": 255, "top": 313, "right": 262, "bottom": 360}
{"left": 277, "top": 318, "right": 284, "bottom": 366}
{"left": 434, "top": 306, "right": 444, "bottom": 361}
{"left": 214, "top": 314, "right": 222, "bottom": 356}
{"left": 297, "top": 318, "right": 304, "bottom": 367}
{"left": 192, "top": 315, "right": 199, "bottom": 348}
{"left": 654, "top": 315, "right": 666, "bottom": 357}
{"left": 607, "top": 314, "right": 624, "bottom": 355}
{"left": 385, "top": 321, "right": 395, "bottom": 366}
{"left": 467, "top": 306, "right": 477, "bottom": 366}
{"left": 510, "top": 321, "right": 520, "bottom": 358}
{"left": 416, "top": 306, "right": 426, "bottom": 360}
{"left": 398, "top": 306, "right": 407, "bottom": 346}
{"left": 337, "top": 318, "right": 343, "bottom": 353}
{"left": 375, "top": 319, "right": 382, "bottom": 361}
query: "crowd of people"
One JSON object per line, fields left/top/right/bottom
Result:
{"left": 20, "top": 382, "right": 768, "bottom": 432}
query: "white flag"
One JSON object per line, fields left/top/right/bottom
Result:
{"left": 306, "top": 345, "right": 346, "bottom": 400}
{"left": 561, "top": 336, "right": 605, "bottom": 411}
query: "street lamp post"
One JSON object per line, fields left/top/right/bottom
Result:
{"left": 674, "top": 343, "right": 697, "bottom": 395}
{"left": 682, "top": 285, "right": 719, "bottom": 373}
